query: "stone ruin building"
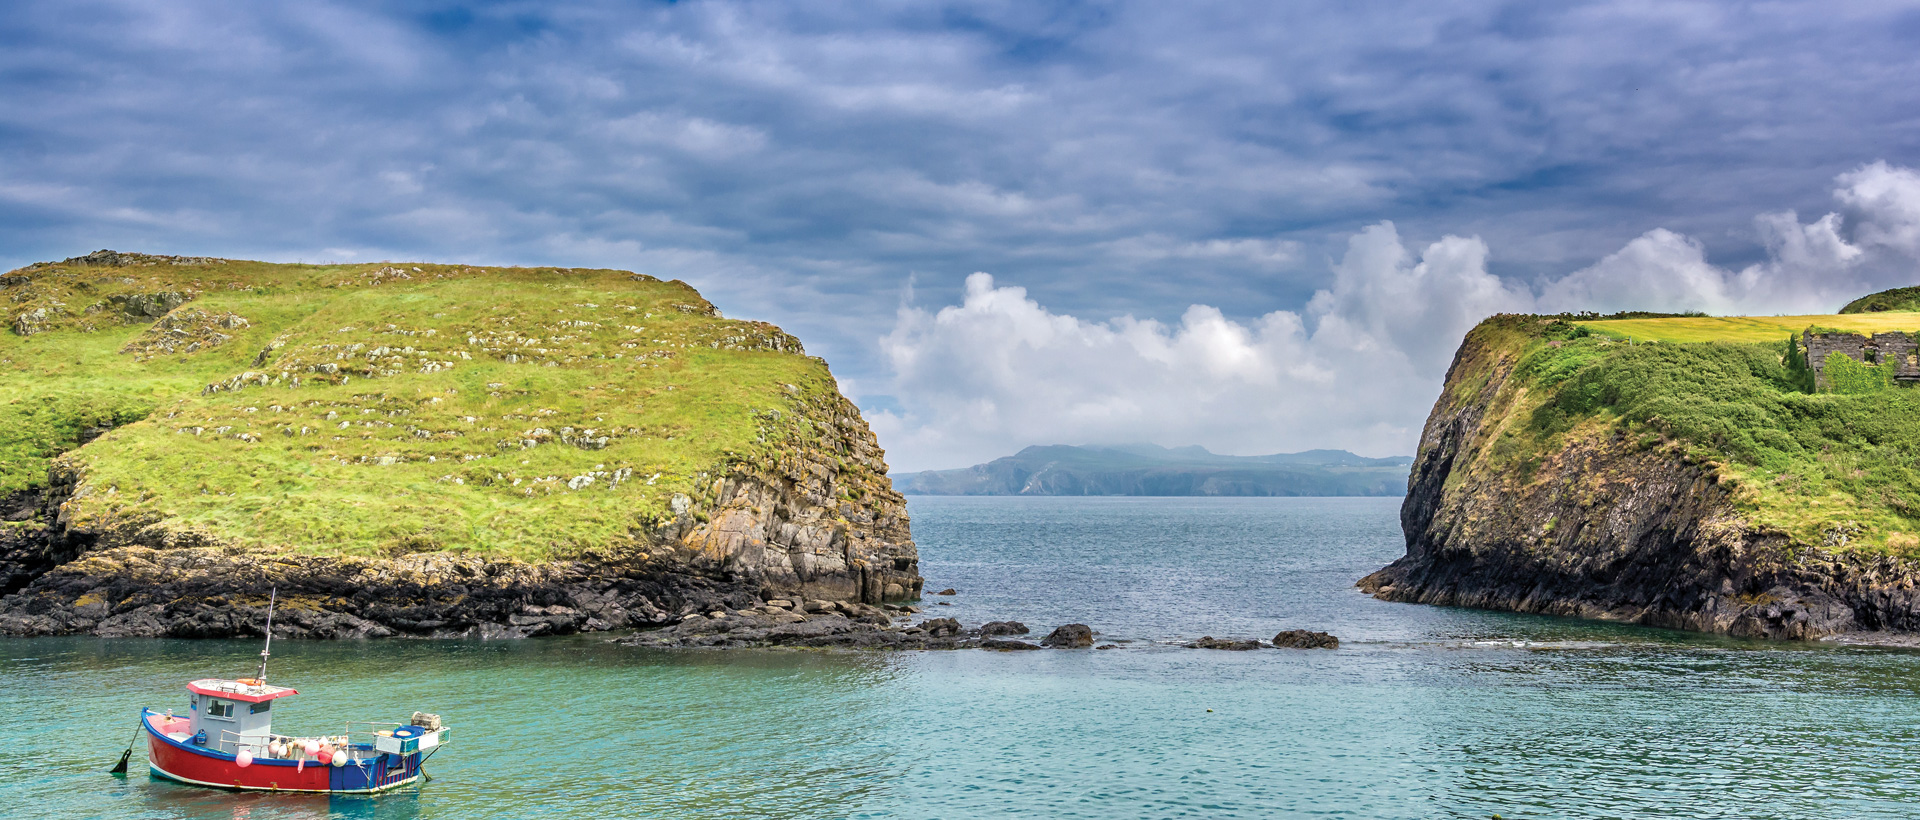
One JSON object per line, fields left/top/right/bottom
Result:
{"left": 1804, "top": 330, "right": 1920, "bottom": 388}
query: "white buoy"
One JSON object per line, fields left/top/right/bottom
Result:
{"left": 332, "top": 752, "right": 347, "bottom": 768}
{"left": 236, "top": 750, "right": 253, "bottom": 768}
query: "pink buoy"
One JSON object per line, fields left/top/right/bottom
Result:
{"left": 296, "top": 758, "right": 305, "bottom": 773}
{"left": 236, "top": 750, "right": 253, "bottom": 768}
{"left": 316, "top": 749, "right": 332, "bottom": 766}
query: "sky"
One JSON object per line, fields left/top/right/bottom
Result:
{"left": 6, "top": 1, "right": 1920, "bottom": 471}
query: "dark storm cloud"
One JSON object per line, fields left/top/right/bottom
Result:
{"left": 5, "top": 1, "right": 1919, "bottom": 467}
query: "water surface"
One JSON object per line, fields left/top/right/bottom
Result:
{"left": 5, "top": 496, "right": 1919, "bottom": 818}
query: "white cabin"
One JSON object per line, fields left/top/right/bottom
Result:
{"left": 183, "top": 678, "right": 297, "bottom": 753}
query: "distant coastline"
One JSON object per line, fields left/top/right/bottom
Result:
{"left": 892, "top": 444, "right": 1411, "bottom": 497}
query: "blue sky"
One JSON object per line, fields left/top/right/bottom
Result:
{"left": 7, "top": 1, "right": 1920, "bottom": 469}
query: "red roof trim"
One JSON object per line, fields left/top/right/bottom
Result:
{"left": 186, "top": 679, "right": 299, "bottom": 703}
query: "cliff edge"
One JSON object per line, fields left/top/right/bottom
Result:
{"left": 1361, "top": 313, "right": 1920, "bottom": 641}
{"left": 0, "top": 252, "right": 920, "bottom": 639}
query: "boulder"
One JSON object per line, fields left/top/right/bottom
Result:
{"left": 1272, "top": 629, "right": 1339, "bottom": 649}
{"left": 1041, "top": 623, "right": 1094, "bottom": 648}
{"left": 935, "top": 588, "right": 957, "bottom": 595}
{"left": 980, "top": 620, "right": 1029, "bottom": 636}
{"left": 918, "top": 617, "right": 962, "bottom": 637}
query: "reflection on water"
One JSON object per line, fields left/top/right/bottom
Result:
{"left": 3, "top": 497, "right": 1919, "bottom": 818}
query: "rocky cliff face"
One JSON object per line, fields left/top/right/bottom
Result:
{"left": 0, "top": 252, "right": 919, "bottom": 639}
{"left": 1360, "top": 317, "right": 1920, "bottom": 641}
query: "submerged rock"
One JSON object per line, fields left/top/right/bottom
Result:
{"left": 1187, "top": 636, "right": 1264, "bottom": 650}
{"left": 980, "top": 620, "right": 1029, "bottom": 636}
{"left": 980, "top": 638, "right": 1042, "bottom": 651}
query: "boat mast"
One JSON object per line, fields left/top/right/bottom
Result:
{"left": 255, "top": 586, "right": 276, "bottom": 685}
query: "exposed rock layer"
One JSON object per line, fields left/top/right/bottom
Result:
{"left": 1360, "top": 321, "right": 1920, "bottom": 641}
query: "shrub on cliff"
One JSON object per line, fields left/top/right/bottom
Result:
{"left": 1485, "top": 319, "right": 1920, "bottom": 555}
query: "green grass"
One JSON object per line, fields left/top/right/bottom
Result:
{"left": 1482, "top": 317, "right": 1920, "bottom": 556}
{"left": 1, "top": 255, "right": 846, "bottom": 562}
{"left": 1578, "top": 312, "right": 1920, "bottom": 344}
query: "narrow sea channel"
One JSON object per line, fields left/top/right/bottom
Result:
{"left": 5, "top": 496, "right": 1919, "bottom": 818}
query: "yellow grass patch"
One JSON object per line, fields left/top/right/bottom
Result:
{"left": 1579, "top": 312, "right": 1920, "bottom": 344}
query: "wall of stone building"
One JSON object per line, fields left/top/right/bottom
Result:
{"left": 1805, "top": 331, "right": 1920, "bottom": 388}
{"left": 1807, "top": 332, "right": 1866, "bottom": 389}
{"left": 1872, "top": 333, "right": 1920, "bottom": 381}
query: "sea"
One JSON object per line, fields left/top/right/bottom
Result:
{"left": 5, "top": 496, "right": 1920, "bottom": 819}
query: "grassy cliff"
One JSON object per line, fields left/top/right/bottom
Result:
{"left": 1363, "top": 309, "right": 1920, "bottom": 639}
{"left": 0, "top": 251, "right": 918, "bottom": 638}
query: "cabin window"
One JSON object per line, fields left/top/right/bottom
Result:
{"left": 250, "top": 700, "right": 271, "bottom": 714}
{"left": 207, "top": 699, "right": 234, "bottom": 719}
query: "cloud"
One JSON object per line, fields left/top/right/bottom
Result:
{"left": 6, "top": 2, "right": 1920, "bottom": 468}
{"left": 1838, "top": 161, "right": 1920, "bottom": 258}
{"left": 874, "top": 221, "right": 1530, "bottom": 470}
{"left": 877, "top": 163, "right": 1920, "bottom": 471}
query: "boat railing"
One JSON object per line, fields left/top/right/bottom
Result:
{"left": 198, "top": 723, "right": 415, "bottom": 759}
{"left": 212, "top": 729, "right": 272, "bottom": 756}
{"left": 212, "top": 729, "right": 350, "bottom": 759}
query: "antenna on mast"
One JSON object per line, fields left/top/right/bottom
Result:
{"left": 255, "top": 586, "right": 276, "bottom": 685}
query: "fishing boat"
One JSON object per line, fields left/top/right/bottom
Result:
{"left": 120, "top": 590, "right": 451, "bottom": 793}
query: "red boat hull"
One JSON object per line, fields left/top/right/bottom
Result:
{"left": 143, "top": 711, "right": 422, "bottom": 793}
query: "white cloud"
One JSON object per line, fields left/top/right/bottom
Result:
{"left": 876, "top": 162, "right": 1920, "bottom": 471}
{"left": 1837, "top": 161, "right": 1920, "bottom": 258}
{"left": 874, "top": 223, "right": 1526, "bottom": 470}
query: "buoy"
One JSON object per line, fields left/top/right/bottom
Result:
{"left": 296, "top": 759, "right": 305, "bottom": 773}
{"left": 301, "top": 739, "right": 320, "bottom": 756}
{"left": 332, "top": 752, "right": 347, "bottom": 768}
{"left": 317, "top": 750, "right": 332, "bottom": 766}
{"left": 236, "top": 750, "right": 253, "bottom": 767}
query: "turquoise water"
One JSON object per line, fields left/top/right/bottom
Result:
{"left": 6, "top": 496, "right": 1920, "bottom": 818}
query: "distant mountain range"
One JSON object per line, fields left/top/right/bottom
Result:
{"left": 891, "top": 444, "right": 1412, "bottom": 497}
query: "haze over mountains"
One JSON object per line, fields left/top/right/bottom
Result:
{"left": 892, "top": 444, "right": 1411, "bottom": 497}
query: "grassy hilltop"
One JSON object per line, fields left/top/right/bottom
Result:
{"left": 1, "top": 251, "right": 884, "bottom": 564}
{"left": 1452, "top": 301, "right": 1920, "bottom": 557}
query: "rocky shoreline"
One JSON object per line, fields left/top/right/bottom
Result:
{"left": 615, "top": 596, "right": 1110, "bottom": 650}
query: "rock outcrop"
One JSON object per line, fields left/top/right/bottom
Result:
{"left": 1270, "top": 629, "right": 1339, "bottom": 649}
{"left": 1360, "top": 316, "right": 1920, "bottom": 641}
{"left": 1040, "top": 623, "right": 1094, "bottom": 648}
